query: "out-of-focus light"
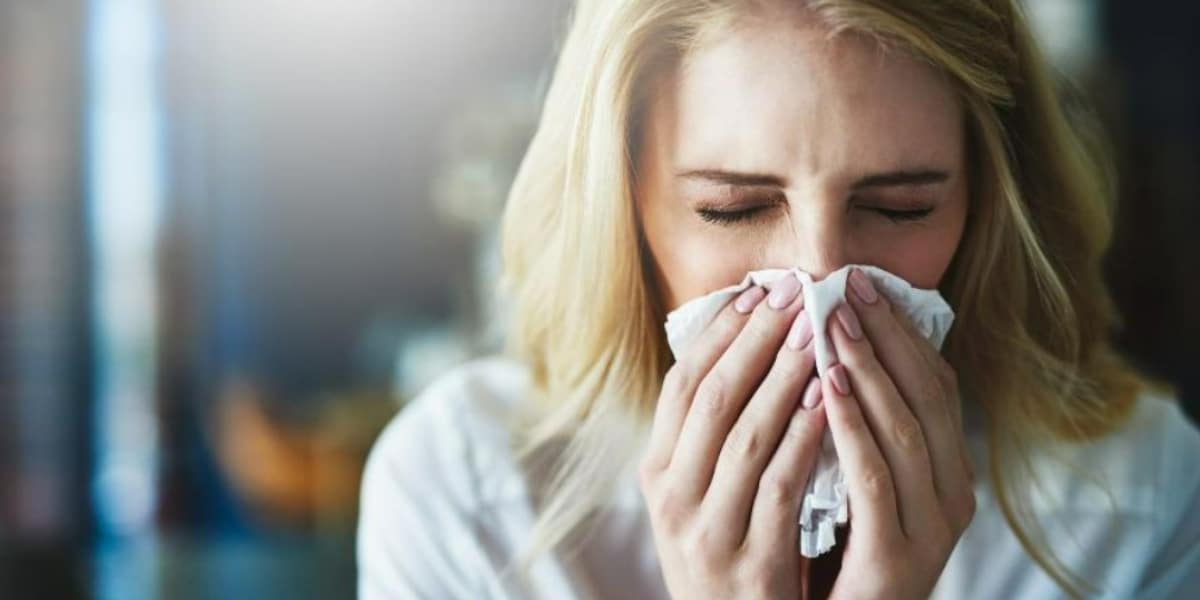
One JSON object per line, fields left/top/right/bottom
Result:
{"left": 1022, "top": 0, "right": 1099, "bottom": 76}
{"left": 94, "top": 452, "right": 157, "bottom": 531}
{"left": 87, "top": 0, "right": 163, "bottom": 544}
{"left": 87, "top": 1, "right": 165, "bottom": 597}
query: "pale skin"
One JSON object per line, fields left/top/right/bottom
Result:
{"left": 635, "top": 7, "right": 977, "bottom": 599}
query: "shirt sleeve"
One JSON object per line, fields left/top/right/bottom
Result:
{"left": 356, "top": 394, "right": 483, "bottom": 600}
{"left": 1136, "top": 403, "right": 1200, "bottom": 599}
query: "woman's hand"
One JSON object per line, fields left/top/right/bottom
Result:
{"left": 821, "top": 267, "right": 977, "bottom": 599}
{"left": 639, "top": 274, "right": 828, "bottom": 599}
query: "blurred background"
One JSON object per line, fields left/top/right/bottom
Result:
{"left": 0, "top": 0, "right": 1195, "bottom": 598}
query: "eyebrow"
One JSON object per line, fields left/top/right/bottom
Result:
{"left": 676, "top": 169, "right": 786, "bottom": 187}
{"left": 850, "top": 169, "right": 950, "bottom": 191}
{"left": 676, "top": 168, "right": 950, "bottom": 190}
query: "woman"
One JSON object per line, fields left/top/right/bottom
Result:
{"left": 358, "top": 1, "right": 1200, "bottom": 598}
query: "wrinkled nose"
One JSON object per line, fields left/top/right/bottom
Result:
{"left": 771, "top": 201, "right": 848, "bottom": 279}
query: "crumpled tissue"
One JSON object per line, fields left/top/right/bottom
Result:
{"left": 662, "top": 264, "right": 954, "bottom": 557}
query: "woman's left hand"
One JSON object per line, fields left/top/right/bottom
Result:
{"left": 819, "top": 267, "right": 977, "bottom": 599}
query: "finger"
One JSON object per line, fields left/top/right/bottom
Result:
{"left": 845, "top": 268, "right": 971, "bottom": 501}
{"left": 702, "top": 326, "right": 817, "bottom": 548}
{"left": 887, "top": 296, "right": 965, "bottom": 436}
{"left": 899, "top": 328, "right": 975, "bottom": 486}
{"left": 820, "top": 365, "right": 903, "bottom": 545}
{"left": 643, "top": 286, "right": 763, "bottom": 473}
{"left": 744, "top": 376, "right": 827, "bottom": 553}
{"left": 670, "top": 274, "right": 805, "bottom": 500}
{"left": 889, "top": 310, "right": 975, "bottom": 487}
{"left": 828, "top": 306, "right": 939, "bottom": 533}
{"left": 880, "top": 296, "right": 969, "bottom": 462}
{"left": 828, "top": 307, "right": 937, "bottom": 538}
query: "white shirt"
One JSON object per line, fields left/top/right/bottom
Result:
{"left": 357, "top": 356, "right": 1200, "bottom": 599}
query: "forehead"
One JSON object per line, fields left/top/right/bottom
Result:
{"left": 656, "top": 13, "right": 964, "bottom": 179}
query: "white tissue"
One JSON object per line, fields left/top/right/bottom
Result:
{"left": 663, "top": 264, "right": 954, "bottom": 557}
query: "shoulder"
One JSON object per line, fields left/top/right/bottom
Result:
{"left": 1035, "top": 389, "right": 1200, "bottom": 516}
{"left": 1098, "top": 390, "right": 1200, "bottom": 595}
{"left": 1123, "top": 390, "right": 1200, "bottom": 524}
{"left": 356, "top": 355, "right": 534, "bottom": 598}
{"left": 1120, "top": 390, "right": 1200, "bottom": 479}
{"left": 941, "top": 392, "right": 1200, "bottom": 597}
{"left": 1093, "top": 389, "right": 1200, "bottom": 512}
{"left": 361, "top": 354, "right": 533, "bottom": 509}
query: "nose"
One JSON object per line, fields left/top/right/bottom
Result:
{"left": 771, "top": 200, "right": 848, "bottom": 279}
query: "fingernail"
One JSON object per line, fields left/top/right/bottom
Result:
{"left": 734, "top": 286, "right": 766, "bottom": 313}
{"left": 849, "top": 268, "right": 879, "bottom": 304}
{"left": 801, "top": 376, "right": 822, "bottom": 409}
{"left": 836, "top": 305, "right": 864, "bottom": 340}
{"left": 829, "top": 364, "right": 850, "bottom": 396}
{"left": 787, "top": 310, "right": 814, "bottom": 350}
{"left": 767, "top": 275, "right": 802, "bottom": 309}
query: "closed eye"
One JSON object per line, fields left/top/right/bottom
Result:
{"left": 696, "top": 205, "right": 770, "bottom": 225}
{"left": 867, "top": 206, "right": 934, "bottom": 222}
{"left": 696, "top": 205, "right": 933, "bottom": 226}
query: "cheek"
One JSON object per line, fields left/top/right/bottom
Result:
{"left": 861, "top": 211, "right": 966, "bottom": 289}
{"left": 868, "top": 235, "right": 960, "bottom": 289}
{"left": 645, "top": 223, "right": 763, "bottom": 312}
{"left": 638, "top": 174, "right": 770, "bottom": 311}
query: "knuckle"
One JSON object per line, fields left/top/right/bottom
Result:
{"left": 650, "top": 487, "right": 689, "bottom": 533}
{"left": 689, "top": 527, "right": 726, "bottom": 570}
{"left": 832, "top": 404, "right": 868, "bottom": 436}
{"left": 893, "top": 418, "right": 926, "bottom": 452}
{"left": 759, "top": 470, "right": 797, "bottom": 506}
{"left": 840, "top": 341, "right": 878, "bottom": 371}
{"left": 713, "top": 306, "right": 746, "bottom": 337}
{"left": 648, "top": 486, "right": 672, "bottom": 517}
{"left": 694, "top": 374, "right": 729, "bottom": 416}
{"left": 861, "top": 467, "right": 895, "bottom": 499}
{"left": 662, "top": 365, "right": 692, "bottom": 399}
{"left": 725, "top": 424, "right": 761, "bottom": 460}
{"left": 743, "top": 316, "right": 775, "bottom": 347}
{"left": 771, "top": 352, "right": 809, "bottom": 385}
{"left": 782, "top": 410, "right": 817, "bottom": 443}
{"left": 741, "top": 564, "right": 778, "bottom": 596}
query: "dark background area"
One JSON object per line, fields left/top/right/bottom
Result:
{"left": 0, "top": 1, "right": 1195, "bottom": 598}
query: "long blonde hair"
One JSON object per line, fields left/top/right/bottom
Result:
{"left": 498, "top": 0, "right": 1144, "bottom": 595}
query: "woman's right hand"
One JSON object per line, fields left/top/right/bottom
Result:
{"left": 639, "top": 274, "right": 828, "bottom": 599}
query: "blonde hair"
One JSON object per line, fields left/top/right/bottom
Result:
{"left": 499, "top": 0, "right": 1145, "bottom": 595}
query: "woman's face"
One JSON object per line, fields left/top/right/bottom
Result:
{"left": 636, "top": 13, "right": 969, "bottom": 312}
